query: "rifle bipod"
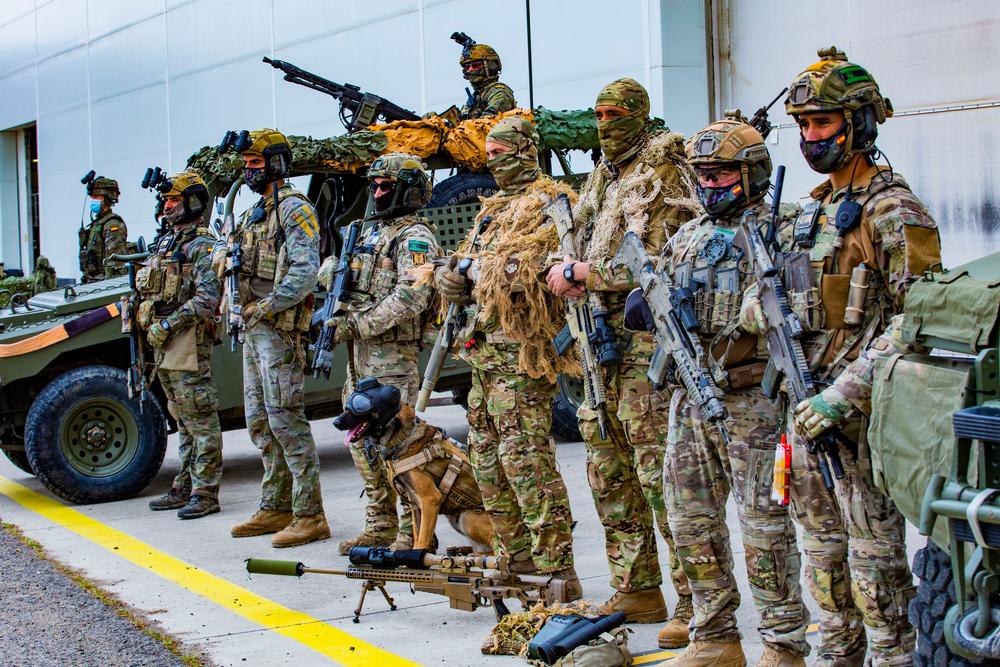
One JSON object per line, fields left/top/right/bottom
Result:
{"left": 354, "top": 579, "right": 397, "bottom": 623}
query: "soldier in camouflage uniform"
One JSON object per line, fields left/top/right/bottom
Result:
{"left": 80, "top": 177, "right": 128, "bottom": 283}
{"left": 434, "top": 117, "right": 579, "bottom": 591}
{"left": 457, "top": 39, "right": 516, "bottom": 120}
{"left": 626, "top": 117, "right": 809, "bottom": 665}
{"left": 224, "top": 129, "right": 330, "bottom": 548}
{"left": 741, "top": 48, "right": 942, "bottom": 665}
{"left": 545, "top": 78, "right": 699, "bottom": 628}
{"left": 142, "top": 172, "right": 224, "bottom": 520}
{"left": 319, "top": 153, "right": 442, "bottom": 555}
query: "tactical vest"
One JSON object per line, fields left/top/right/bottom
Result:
{"left": 343, "top": 216, "right": 434, "bottom": 343}
{"left": 460, "top": 81, "right": 513, "bottom": 119}
{"left": 79, "top": 213, "right": 124, "bottom": 277}
{"left": 134, "top": 225, "right": 215, "bottom": 340}
{"left": 232, "top": 187, "right": 314, "bottom": 334}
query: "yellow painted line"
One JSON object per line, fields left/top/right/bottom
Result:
{"left": 0, "top": 475, "right": 418, "bottom": 667}
{"left": 633, "top": 649, "right": 679, "bottom": 664}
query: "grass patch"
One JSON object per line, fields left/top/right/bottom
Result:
{"left": 1, "top": 521, "right": 210, "bottom": 667}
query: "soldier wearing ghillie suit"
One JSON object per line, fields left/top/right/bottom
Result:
{"left": 544, "top": 78, "right": 700, "bottom": 633}
{"left": 434, "top": 117, "right": 580, "bottom": 594}
{"left": 224, "top": 129, "right": 330, "bottom": 548}
{"left": 741, "top": 48, "right": 942, "bottom": 666}
{"left": 141, "top": 172, "right": 224, "bottom": 520}
{"left": 456, "top": 37, "right": 515, "bottom": 120}
{"left": 626, "top": 117, "right": 810, "bottom": 666}
{"left": 80, "top": 177, "right": 128, "bottom": 283}
{"left": 319, "top": 153, "right": 442, "bottom": 555}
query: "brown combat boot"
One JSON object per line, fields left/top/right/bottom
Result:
{"left": 671, "top": 640, "right": 746, "bottom": 667}
{"left": 755, "top": 645, "right": 806, "bottom": 667}
{"left": 149, "top": 487, "right": 190, "bottom": 511}
{"left": 338, "top": 531, "right": 393, "bottom": 555}
{"left": 658, "top": 593, "right": 693, "bottom": 648}
{"left": 230, "top": 509, "right": 293, "bottom": 538}
{"left": 548, "top": 566, "right": 583, "bottom": 602}
{"left": 599, "top": 588, "right": 667, "bottom": 624}
{"left": 272, "top": 513, "right": 332, "bottom": 548}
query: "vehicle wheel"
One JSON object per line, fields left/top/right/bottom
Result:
{"left": 909, "top": 537, "right": 981, "bottom": 666}
{"left": 451, "top": 385, "right": 470, "bottom": 409}
{"left": 25, "top": 365, "right": 167, "bottom": 504}
{"left": 2, "top": 447, "right": 33, "bottom": 475}
{"left": 552, "top": 375, "right": 583, "bottom": 442}
{"left": 427, "top": 172, "right": 498, "bottom": 208}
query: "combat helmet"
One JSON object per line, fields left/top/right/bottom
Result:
{"left": 367, "top": 152, "right": 432, "bottom": 218}
{"left": 455, "top": 33, "right": 501, "bottom": 85}
{"left": 238, "top": 128, "right": 293, "bottom": 191}
{"left": 88, "top": 177, "right": 120, "bottom": 205}
{"left": 159, "top": 171, "right": 209, "bottom": 222}
{"left": 785, "top": 46, "right": 893, "bottom": 172}
{"left": 686, "top": 112, "right": 771, "bottom": 219}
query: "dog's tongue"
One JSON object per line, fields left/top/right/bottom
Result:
{"left": 347, "top": 422, "right": 367, "bottom": 444}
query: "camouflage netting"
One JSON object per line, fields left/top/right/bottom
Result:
{"left": 0, "top": 257, "right": 57, "bottom": 308}
{"left": 481, "top": 600, "right": 604, "bottom": 656}
{"left": 186, "top": 106, "right": 620, "bottom": 195}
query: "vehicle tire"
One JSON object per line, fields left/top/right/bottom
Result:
{"left": 2, "top": 447, "right": 33, "bottom": 475}
{"left": 427, "top": 172, "right": 498, "bottom": 208}
{"left": 909, "top": 537, "right": 981, "bottom": 666}
{"left": 552, "top": 375, "right": 583, "bottom": 442}
{"left": 25, "top": 365, "right": 167, "bottom": 504}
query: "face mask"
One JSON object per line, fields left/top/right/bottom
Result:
{"left": 598, "top": 113, "right": 646, "bottom": 165}
{"left": 463, "top": 62, "right": 491, "bottom": 89}
{"left": 697, "top": 183, "right": 746, "bottom": 220}
{"left": 373, "top": 185, "right": 396, "bottom": 213}
{"left": 244, "top": 167, "right": 270, "bottom": 194}
{"left": 89, "top": 199, "right": 102, "bottom": 220}
{"left": 800, "top": 121, "right": 851, "bottom": 174}
{"left": 487, "top": 149, "right": 539, "bottom": 193}
{"left": 163, "top": 201, "right": 188, "bottom": 226}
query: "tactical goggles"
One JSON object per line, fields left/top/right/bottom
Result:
{"left": 368, "top": 179, "right": 396, "bottom": 193}
{"left": 462, "top": 60, "right": 485, "bottom": 73}
{"left": 694, "top": 164, "right": 741, "bottom": 184}
{"left": 345, "top": 392, "right": 374, "bottom": 415}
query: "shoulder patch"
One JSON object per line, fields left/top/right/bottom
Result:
{"left": 407, "top": 239, "right": 430, "bottom": 253}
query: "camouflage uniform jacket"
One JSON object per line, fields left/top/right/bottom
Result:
{"left": 342, "top": 214, "right": 440, "bottom": 342}
{"left": 771, "top": 165, "right": 941, "bottom": 374}
{"left": 227, "top": 184, "right": 320, "bottom": 328}
{"left": 80, "top": 211, "right": 128, "bottom": 281}
{"left": 137, "top": 224, "right": 221, "bottom": 337}
{"left": 460, "top": 80, "right": 516, "bottom": 120}
{"left": 572, "top": 129, "right": 701, "bottom": 332}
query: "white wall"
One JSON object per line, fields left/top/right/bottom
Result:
{"left": 1, "top": 0, "right": 711, "bottom": 278}
{"left": 717, "top": 0, "right": 1000, "bottom": 268}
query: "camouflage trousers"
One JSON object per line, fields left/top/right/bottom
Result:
{"left": 467, "top": 366, "right": 575, "bottom": 572}
{"left": 665, "top": 385, "right": 808, "bottom": 655}
{"left": 577, "top": 337, "right": 689, "bottom": 594}
{"left": 156, "top": 339, "right": 222, "bottom": 499}
{"left": 243, "top": 324, "right": 323, "bottom": 517}
{"left": 342, "top": 338, "right": 416, "bottom": 541}
{"left": 788, "top": 409, "right": 915, "bottom": 666}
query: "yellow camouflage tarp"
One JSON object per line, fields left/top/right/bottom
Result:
{"left": 441, "top": 108, "right": 534, "bottom": 170}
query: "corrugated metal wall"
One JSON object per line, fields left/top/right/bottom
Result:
{"left": 716, "top": 0, "right": 999, "bottom": 267}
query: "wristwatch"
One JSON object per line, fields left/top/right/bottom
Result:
{"left": 563, "top": 262, "right": 581, "bottom": 285}
{"left": 160, "top": 319, "right": 172, "bottom": 332}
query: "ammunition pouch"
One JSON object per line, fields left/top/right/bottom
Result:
{"left": 266, "top": 294, "right": 315, "bottom": 334}
{"left": 779, "top": 251, "right": 825, "bottom": 331}
{"left": 137, "top": 300, "right": 155, "bottom": 329}
{"left": 725, "top": 360, "right": 767, "bottom": 390}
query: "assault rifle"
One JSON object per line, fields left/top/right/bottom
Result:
{"left": 544, "top": 194, "right": 618, "bottom": 440}
{"left": 263, "top": 57, "right": 419, "bottom": 132}
{"left": 749, "top": 87, "right": 788, "bottom": 140}
{"left": 737, "top": 166, "right": 849, "bottom": 488}
{"left": 415, "top": 216, "right": 491, "bottom": 412}
{"left": 246, "top": 546, "right": 572, "bottom": 623}
{"left": 311, "top": 219, "right": 362, "bottom": 379}
{"left": 611, "top": 232, "right": 731, "bottom": 443}
{"left": 110, "top": 252, "right": 152, "bottom": 412}
{"left": 219, "top": 178, "right": 245, "bottom": 351}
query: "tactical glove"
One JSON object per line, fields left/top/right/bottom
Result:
{"left": 147, "top": 319, "right": 172, "bottom": 350}
{"left": 794, "top": 385, "right": 850, "bottom": 439}
{"left": 435, "top": 256, "right": 472, "bottom": 305}
{"left": 243, "top": 300, "right": 269, "bottom": 330}
{"left": 317, "top": 255, "right": 337, "bottom": 291}
{"left": 624, "top": 288, "right": 655, "bottom": 332}
{"left": 739, "top": 290, "right": 768, "bottom": 335}
{"left": 327, "top": 314, "right": 360, "bottom": 344}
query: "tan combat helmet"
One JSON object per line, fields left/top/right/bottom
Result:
{"left": 686, "top": 111, "right": 772, "bottom": 217}
{"left": 367, "top": 152, "right": 432, "bottom": 217}
{"left": 160, "top": 170, "right": 209, "bottom": 221}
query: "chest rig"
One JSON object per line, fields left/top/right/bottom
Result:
{"left": 232, "top": 187, "right": 314, "bottom": 333}
{"left": 134, "top": 226, "right": 204, "bottom": 327}
{"left": 79, "top": 214, "right": 119, "bottom": 275}
{"left": 673, "top": 223, "right": 746, "bottom": 334}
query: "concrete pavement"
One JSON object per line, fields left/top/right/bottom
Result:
{"left": 0, "top": 399, "right": 925, "bottom": 666}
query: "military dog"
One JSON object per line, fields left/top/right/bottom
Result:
{"left": 334, "top": 377, "right": 495, "bottom": 551}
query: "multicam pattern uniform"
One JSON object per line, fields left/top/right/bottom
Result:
{"left": 226, "top": 184, "right": 324, "bottom": 517}
{"left": 80, "top": 210, "right": 128, "bottom": 282}
{"left": 139, "top": 226, "right": 223, "bottom": 498}
{"left": 573, "top": 129, "right": 700, "bottom": 593}
{"left": 339, "top": 214, "right": 441, "bottom": 541}
{"left": 662, "top": 206, "right": 808, "bottom": 654}
{"left": 459, "top": 175, "right": 576, "bottom": 573}
{"left": 766, "top": 167, "right": 941, "bottom": 665}
{"left": 460, "top": 81, "right": 517, "bottom": 120}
